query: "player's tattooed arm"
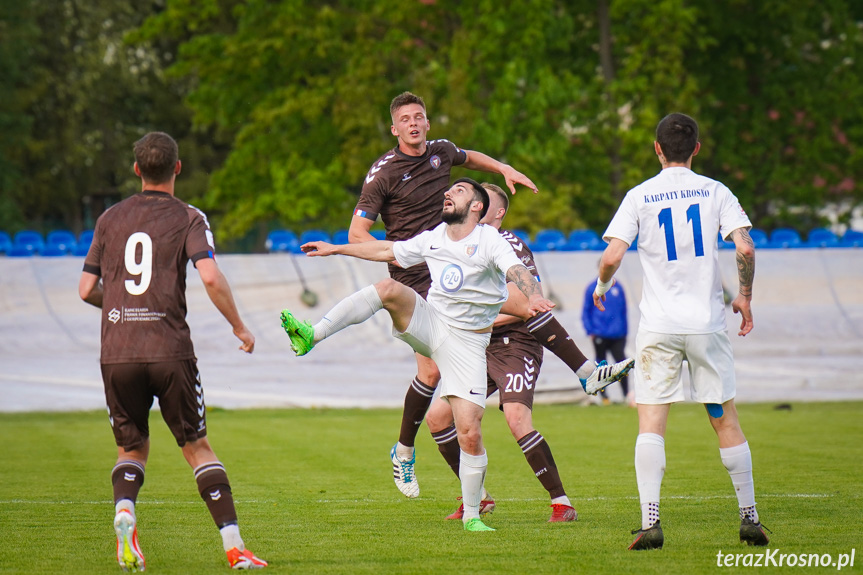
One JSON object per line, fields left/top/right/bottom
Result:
{"left": 731, "top": 227, "right": 755, "bottom": 298}
{"left": 507, "top": 264, "right": 555, "bottom": 316}
{"left": 506, "top": 264, "right": 542, "bottom": 299}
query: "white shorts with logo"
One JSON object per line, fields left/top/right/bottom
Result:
{"left": 393, "top": 293, "right": 491, "bottom": 408}
{"left": 634, "top": 328, "right": 736, "bottom": 405}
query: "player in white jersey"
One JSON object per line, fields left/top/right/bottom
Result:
{"left": 594, "top": 113, "right": 769, "bottom": 550}
{"left": 280, "top": 178, "right": 554, "bottom": 532}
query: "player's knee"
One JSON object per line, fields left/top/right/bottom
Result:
{"left": 374, "top": 278, "right": 402, "bottom": 303}
{"left": 425, "top": 406, "right": 451, "bottom": 432}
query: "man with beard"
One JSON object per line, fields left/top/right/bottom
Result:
{"left": 281, "top": 178, "right": 554, "bottom": 531}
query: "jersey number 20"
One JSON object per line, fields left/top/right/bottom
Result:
{"left": 125, "top": 232, "right": 153, "bottom": 295}
{"left": 658, "top": 204, "right": 704, "bottom": 261}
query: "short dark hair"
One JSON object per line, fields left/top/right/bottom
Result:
{"left": 134, "top": 132, "right": 178, "bottom": 184}
{"left": 656, "top": 113, "right": 698, "bottom": 163}
{"left": 390, "top": 91, "right": 426, "bottom": 118}
{"left": 453, "top": 177, "right": 489, "bottom": 220}
{"left": 482, "top": 182, "right": 509, "bottom": 215}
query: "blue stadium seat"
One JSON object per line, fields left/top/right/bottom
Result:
{"left": 46, "top": 230, "right": 77, "bottom": 255}
{"left": 565, "top": 229, "right": 602, "bottom": 251}
{"left": 72, "top": 230, "right": 94, "bottom": 256}
{"left": 510, "top": 229, "right": 530, "bottom": 246}
{"left": 749, "top": 228, "right": 769, "bottom": 248}
{"left": 531, "top": 229, "right": 566, "bottom": 252}
{"left": 370, "top": 229, "right": 386, "bottom": 241}
{"left": 839, "top": 229, "right": 863, "bottom": 248}
{"left": 8, "top": 244, "right": 37, "bottom": 257}
{"left": 717, "top": 232, "right": 735, "bottom": 250}
{"left": 0, "top": 231, "right": 11, "bottom": 254}
{"left": 13, "top": 230, "right": 45, "bottom": 255}
{"left": 265, "top": 230, "right": 299, "bottom": 253}
{"left": 42, "top": 245, "right": 69, "bottom": 257}
{"left": 805, "top": 228, "right": 839, "bottom": 248}
{"left": 767, "top": 228, "right": 802, "bottom": 249}
{"left": 332, "top": 229, "right": 350, "bottom": 245}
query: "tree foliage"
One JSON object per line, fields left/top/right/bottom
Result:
{"left": 2, "top": 0, "right": 862, "bottom": 241}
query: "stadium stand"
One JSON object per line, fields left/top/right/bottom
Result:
{"left": 717, "top": 232, "right": 736, "bottom": 250}
{"left": 767, "top": 228, "right": 802, "bottom": 249}
{"left": 805, "top": 228, "right": 840, "bottom": 248}
{"left": 11, "top": 230, "right": 45, "bottom": 256}
{"left": 46, "top": 230, "right": 77, "bottom": 255}
{"left": 840, "top": 229, "right": 863, "bottom": 247}
{"left": 72, "top": 230, "right": 94, "bottom": 256}
{"left": 370, "top": 229, "right": 386, "bottom": 240}
{"left": 565, "top": 229, "right": 602, "bottom": 251}
{"left": 749, "top": 228, "right": 769, "bottom": 248}
{"left": 531, "top": 229, "right": 567, "bottom": 252}
{"left": 265, "top": 230, "right": 299, "bottom": 253}
{"left": 332, "top": 229, "right": 350, "bottom": 245}
{"left": 511, "top": 229, "right": 531, "bottom": 245}
{"left": 0, "top": 231, "right": 11, "bottom": 254}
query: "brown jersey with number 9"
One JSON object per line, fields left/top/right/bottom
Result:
{"left": 83, "top": 190, "right": 214, "bottom": 364}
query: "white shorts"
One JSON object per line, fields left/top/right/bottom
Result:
{"left": 634, "top": 329, "right": 736, "bottom": 405}
{"left": 393, "top": 293, "right": 491, "bottom": 408}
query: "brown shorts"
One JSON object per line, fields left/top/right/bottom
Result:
{"left": 485, "top": 331, "right": 543, "bottom": 410}
{"left": 101, "top": 359, "right": 207, "bottom": 450}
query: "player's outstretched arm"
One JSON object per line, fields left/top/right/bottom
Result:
{"left": 506, "top": 264, "right": 554, "bottom": 316}
{"left": 730, "top": 227, "right": 756, "bottom": 336}
{"left": 78, "top": 272, "right": 103, "bottom": 308}
{"left": 196, "top": 258, "right": 255, "bottom": 353}
{"left": 302, "top": 239, "right": 395, "bottom": 262}
{"left": 462, "top": 150, "right": 538, "bottom": 195}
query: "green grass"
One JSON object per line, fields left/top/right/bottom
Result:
{"left": 1, "top": 402, "right": 861, "bottom": 574}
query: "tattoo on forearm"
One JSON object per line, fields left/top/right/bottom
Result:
{"left": 733, "top": 228, "right": 755, "bottom": 297}
{"left": 507, "top": 265, "right": 542, "bottom": 298}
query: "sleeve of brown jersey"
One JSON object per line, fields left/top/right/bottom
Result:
{"left": 185, "top": 206, "right": 215, "bottom": 266}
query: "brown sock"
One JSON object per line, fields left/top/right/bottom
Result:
{"left": 526, "top": 312, "right": 589, "bottom": 373}
{"left": 398, "top": 378, "right": 435, "bottom": 447}
{"left": 431, "top": 425, "right": 460, "bottom": 478}
{"left": 194, "top": 462, "right": 238, "bottom": 528}
{"left": 518, "top": 430, "right": 566, "bottom": 499}
{"left": 112, "top": 461, "right": 145, "bottom": 504}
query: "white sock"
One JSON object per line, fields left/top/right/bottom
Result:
{"left": 576, "top": 360, "right": 595, "bottom": 380}
{"left": 313, "top": 285, "right": 382, "bottom": 341}
{"left": 459, "top": 450, "right": 488, "bottom": 522}
{"left": 115, "top": 499, "right": 135, "bottom": 516}
{"left": 635, "top": 433, "right": 665, "bottom": 529}
{"left": 720, "top": 441, "right": 758, "bottom": 523}
{"left": 219, "top": 523, "right": 244, "bottom": 552}
{"left": 395, "top": 442, "right": 414, "bottom": 461}
{"left": 551, "top": 495, "right": 572, "bottom": 507}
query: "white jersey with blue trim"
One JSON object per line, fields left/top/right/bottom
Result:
{"left": 603, "top": 167, "right": 751, "bottom": 334}
{"left": 393, "top": 222, "right": 523, "bottom": 330}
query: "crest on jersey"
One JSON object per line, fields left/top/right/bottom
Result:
{"left": 465, "top": 244, "right": 478, "bottom": 257}
{"left": 430, "top": 155, "right": 441, "bottom": 169}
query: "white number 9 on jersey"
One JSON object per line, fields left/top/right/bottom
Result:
{"left": 124, "top": 232, "right": 153, "bottom": 295}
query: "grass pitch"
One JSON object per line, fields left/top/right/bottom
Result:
{"left": 1, "top": 401, "right": 861, "bottom": 574}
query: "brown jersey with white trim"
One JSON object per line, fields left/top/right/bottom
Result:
{"left": 354, "top": 139, "right": 467, "bottom": 290}
{"left": 83, "top": 190, "right": 214, "bottom": 364}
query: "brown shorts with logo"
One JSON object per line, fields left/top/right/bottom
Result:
{"left": 485, "top": 330, "right": 544, "bottom": 410}
{"left": 101, "top": 359, "right": 207, "bottom": 450}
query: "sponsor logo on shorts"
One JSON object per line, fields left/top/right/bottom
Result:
{"left": 469, "top": 389, "right": 484, "bottom": 395}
